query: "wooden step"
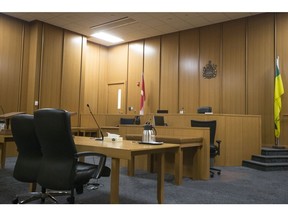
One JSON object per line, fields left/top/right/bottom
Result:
{"left": 242, "top": 160, "right": 288, "bottom": 171}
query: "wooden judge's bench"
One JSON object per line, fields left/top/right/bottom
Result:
{"left": 79, "top": 113, "right": 261, "bottom": 180}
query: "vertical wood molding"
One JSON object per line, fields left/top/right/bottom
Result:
{"left": 199, "top": 24, "right": 222, "bottom": 113}
{"left": 127, "top": 41, "right": 144, "bottom": 115}
{"left": 144, "top": 37, "right": 161, "bottom": 114}
{"left": 98, "top": 46, "right": 108, "bottom": 114}
{"left": 61, "top": 30, "right": 83, "bottom": 126}
{"left": 222, "top": 19, "right": 246, "bottom": 114}
{"left": 0, "top": 15, "right": 30, "bottom": 113}
{"left": 160, "top": 33, "right": 179, "bottom": 113}
{"left": 39, "top": 23, "right": 63, "bottom": 109}
{"left": 247, "top": 13, "right": 275, "bottom": 145}
{"left": 179, "top": 29, "right": 200, "bottom": 113}
{"left": 26, "top": 21, "right": 43, "bottom": 114}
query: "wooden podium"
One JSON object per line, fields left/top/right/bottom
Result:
{"left": 0, "top": 112, "right": 24, "bottom": 135}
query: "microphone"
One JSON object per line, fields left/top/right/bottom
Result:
{"left": 86, "top": 104, "right": 104, "bottom": 141}
{"left": 0, "top": 105, "right": 4, "bottom": 114}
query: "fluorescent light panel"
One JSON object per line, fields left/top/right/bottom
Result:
{"left": 91, "top": 32, "right": 124, "bottom": 43}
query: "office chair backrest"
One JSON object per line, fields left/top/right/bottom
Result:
{"left": 154, "top": 115, "right": 165, "bottom": 126}
{"left": 11, "top": 114, "right": 42, "bottom": 183}
{"left": 191, "top": 120, "right": 216, "bottom": 145}
{"left": 34, "top": 108, "right": 77, "bottom": 190}
{"left": 120, "top": 118, "right": 135, "bottom": 124}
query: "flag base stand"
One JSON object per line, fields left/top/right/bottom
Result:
{"left": 273, "top": 137, "right": 286, "bottom": 149}
{"left": 272, "top": 145, "right": 286, "bottom": 149}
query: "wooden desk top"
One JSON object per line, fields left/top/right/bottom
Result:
{"left": 74, "top": 136, "right": 179, "bottom": 160}
{"left": 125, "top": 134, "right": 203, "bottom": 147}
{"left": 0, "top": 133, "right": 14, "bottom": 143}
{"left": 72, "top": 126, "right": 119, "bottom": 131}
{"left": 0, "top": 112, "right": 24, "bottom": 119}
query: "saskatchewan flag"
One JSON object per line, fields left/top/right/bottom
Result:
{"left": 274, "top": 56, "right": 284, "bottom": 138}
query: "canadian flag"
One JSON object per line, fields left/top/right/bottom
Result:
{"left": 140, "top": 72, "right": 146, "bottom": 115}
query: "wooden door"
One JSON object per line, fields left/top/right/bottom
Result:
{"left": 107, "top": 82, "right": 126, "bottom": 114}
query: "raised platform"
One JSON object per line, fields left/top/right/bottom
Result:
{"left": 242, "top": 147, "right": 288, "bottom": 171}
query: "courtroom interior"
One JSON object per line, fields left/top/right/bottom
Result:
{"left": 0, "top": 3, "right": 288, "bottom": 209}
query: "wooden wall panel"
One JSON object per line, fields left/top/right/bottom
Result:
{"left": 0, "top": 15, "right": 25, "bottom": 113}
{"left": 82, "top": 42, "right": 100, "bottom": 114}
{"left": 222, "top": 19, "right": 246, "bottom": 114}
{"left": 179, "top": 29, "right": 200, "bottom": 113}
{"left": 26, "top": 21, "right": 43, "bottom": 114}
{"left": 39, "top": 24, "right": 63, "bottom": 109}
{"left": 127, "top": 41, "right": 144, "bottom": 115}
{"left": 247, "top": 14, "right": 275, "bottom": 146}
{"left": 160, "top": 33, "right": 179, "bottom": 113}
{"left": 61, "top": 31, "right": 83, "bottom": 126}
{"left": 144, "top": 37, "right": 161, "bottom": 114}
{"left": 19, "top": 22, "right": 31, "bottom": 112}
{"left": 276, "top": 13, "right": 288, "bottom": 147}
{"left": 107, "top": 44, "right": 128, "bottom": 84}
{"left": 199, "top": 24, "right": 222, "bottom": 113}
{"left": 98, "top": 46, "right": 108, "bottom": 113}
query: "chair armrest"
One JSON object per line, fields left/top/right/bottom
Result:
{"left": 75, "top": 151, "right": 108, "bottom": 179}
{"left": 75, "top": 151, "right": 106, "bottom": 159}
{"left": 215, "top": 140, "right": 221, "bottom": 156}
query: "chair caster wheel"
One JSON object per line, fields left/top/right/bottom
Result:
{"left": 210, "top": 174, "right": 214, "bottom": 178}
{"left": 12, "top": 198, "right": 19, "bottom": 204}
{"left": 67, "top": 196, "right": 75, "bottom": 204}
{"left": 217, "top": 171, "right": 221, "bottom": 175}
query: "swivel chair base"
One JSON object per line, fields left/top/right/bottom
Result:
{"left": 210, "top": 167, "right": 221, "bottom": 178}
{"left": 12, "top": 188, "right": 74, "bottom": 204}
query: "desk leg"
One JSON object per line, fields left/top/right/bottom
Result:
{"left": 174, "top": 147, "right": 183, "bottom": 185}
{"left": 111, "top": 157, "right": 120, "bottom": 204}
{"left": 29, "top": 182, "right": 37, "bottom": 192}
{"left": 0, "top": 142, "right": 6, "bottom": 169}
{"left": 127, "top": 156, "right": 135, "bottom": 176}
{"left": 156, "top": 153, "right": 165, "bottom": 204}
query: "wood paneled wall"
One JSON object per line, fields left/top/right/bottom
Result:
{"left": 2, "top": 13, "right": 288, "bottom": 147}
{"left": 127, "top": 41, "right": 144, "bottom": 115}
{"left": 143, "top": 37, "right": 161, "bottom": 113}
{"left": 160, "top": 33, "right": 179, "bottom": 113}
{"left": 0, "top": 15, "right": 25, "bottom": 113}
{"left": 179, "top": 29, "right": 200, "bottom": 113}
{"left": 247, "top": 14, "right": 275, "bottom": 145}
{"left": 40, "top": 24, "right": 63, "bottom": 109}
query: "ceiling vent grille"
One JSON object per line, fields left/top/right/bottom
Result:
{"left": 90, "top": 17, "right": 136, "bottom": 31}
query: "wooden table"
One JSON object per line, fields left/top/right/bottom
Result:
{"left": 74, "top": 136, "right": 178, "bottom": 204}
{"left": 125, "top": 134, "right": 204, "bottom": 185}
{"left": 0, "top": 133, "right": 14, "bottom": 169}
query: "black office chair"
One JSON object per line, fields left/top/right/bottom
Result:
{"left": 120, "top": 118, "right": 135, "bottom": 124}
{"left": 11, "top": 114, "right": 44, "bottom": 204}
{"left": 34, "top": 108, "right": 110, "bottom": 204}
{"left": 191, "top": 120, "right": 221, "bottom": 178}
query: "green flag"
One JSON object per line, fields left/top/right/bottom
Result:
{"left": 274, "top": 57, "right": 284, "bottom": 138}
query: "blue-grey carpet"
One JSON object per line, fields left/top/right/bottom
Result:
{"left": 1, "top": 157, "right": 288, "bottom": 204}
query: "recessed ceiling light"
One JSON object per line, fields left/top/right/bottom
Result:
{"left": 91, "top": 32, "right": 124, "bottom": 44}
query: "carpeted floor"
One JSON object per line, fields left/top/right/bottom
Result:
{"left": 1, "top": 157, "right": 288, "bottom": 205}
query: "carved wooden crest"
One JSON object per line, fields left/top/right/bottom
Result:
{"left": 202, "top": 60, "right": 217, "bottom": 79}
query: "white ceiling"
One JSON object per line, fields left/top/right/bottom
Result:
{"left": 4, "top": 12, "right": 258, "bottom": 46}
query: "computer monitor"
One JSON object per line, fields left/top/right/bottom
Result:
{"left": 153, "top": 115, "right": 165, "bottom": 126}
{"left": 157, "top": 109, "right": 168, "bottom": 114}
{"left": 197, "top": 106, "right": 212, "bottom": 114}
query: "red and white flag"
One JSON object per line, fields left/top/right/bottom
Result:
{"left": 140, "top": 72, "right": 146, "bottom": 115}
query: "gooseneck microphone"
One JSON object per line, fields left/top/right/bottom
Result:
{"left": 0, "top": 105, "right": 4, "bottom": 114}
{"left": 86, "top": 104, "right": 104, "bottom": 141}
